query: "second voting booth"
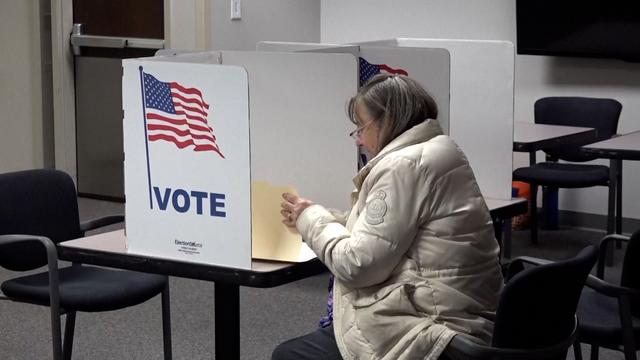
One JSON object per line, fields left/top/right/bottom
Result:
{"left": 259, "top": 38, "right": 515, "bottom": 201}
{"left": 122, "top": 40, "right": 513, "bottom": 270}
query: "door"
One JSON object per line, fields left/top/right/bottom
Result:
{"left": 72, "top": 0, "right": 164, "bottom": 200}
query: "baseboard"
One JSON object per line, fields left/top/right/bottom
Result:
{"left": 559, "top": 210, "right": 640, "bottom": 236}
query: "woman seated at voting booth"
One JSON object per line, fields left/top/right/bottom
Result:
{"left": 275, "top": 74, "right": 503, "bottom": 360}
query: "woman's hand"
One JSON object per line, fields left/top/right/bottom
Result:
{"left": 281, "top": 193, "right": 314, "bottom": 227}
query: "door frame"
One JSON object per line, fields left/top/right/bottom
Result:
{"left": 51, "top": 0, "right": 76, "bottom": 178}
{"left": 51, "top": 0, "right": 209, "bottom": 181}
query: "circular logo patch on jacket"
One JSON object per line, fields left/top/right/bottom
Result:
{"left": 365, "top": 191, "right": 387, "bottom": 225}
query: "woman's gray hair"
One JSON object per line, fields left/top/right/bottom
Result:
{"left": 347, "top": 74, "right": 438, "bottom": 150}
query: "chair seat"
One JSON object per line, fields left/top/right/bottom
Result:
{"left": 513, "top": 162, "right": 610, "bottom": 188}
{"left": 577, "top": 287, "right": 640, "bottom": 348}
{"left": 1, "top": 265, "right": 167, "bottom": 312}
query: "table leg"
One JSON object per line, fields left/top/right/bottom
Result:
{"left": 215, "top": 282, "right": 240, "bottom": 359}
{"left": 529, "top": 151, "right": 536, "bottom": 166}
{"left": 541, "top": 187, "right": 559, "bottom": 230}
{"left": 503, "top": 219, "right": 512, "bottom": 260}
{"left": 492, "top": 217, "right": 512, "bottom": 261}
{"left": 616, "top": 159, "right": 623, "bottom": 235}
{"left": 606, "top": 160, "right": 617, "bottom": 266}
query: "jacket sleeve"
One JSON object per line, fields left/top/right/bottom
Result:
{"left": 327, "top": 208, "right": 349, "bottom": 226}
{"left": 297, "top": 157, "right": 425, "bottom": 289}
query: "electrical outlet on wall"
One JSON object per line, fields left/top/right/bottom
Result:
{"left": 231, "top": 0, "right": 242, "bottom": 20}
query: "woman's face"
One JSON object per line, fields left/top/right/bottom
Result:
{"left": 354, "top": 102, "right": 381, "bottom": 156}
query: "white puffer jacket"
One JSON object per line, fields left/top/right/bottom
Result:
{"left": 297, "top": 120, "right": 503, "bottom": 360}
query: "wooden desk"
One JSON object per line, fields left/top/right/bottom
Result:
{"left": 57, "top": 198, "right": 526, "bottom": 359}
{"left": 582, "top": 131, "right": 640, "bottom": 235}
{"left": 513, "top": 122, "right": 598, "bottom": 164}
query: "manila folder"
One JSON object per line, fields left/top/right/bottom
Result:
{"left": 251, "top": 181, "right": 316, "bottom": 262}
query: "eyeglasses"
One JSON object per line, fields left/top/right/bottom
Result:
{"left": 349, "top": 121, "right": 375, "bottom": 139}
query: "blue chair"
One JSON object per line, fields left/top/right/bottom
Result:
{"left": 444, "top": 244, "right": 598, "bottom": 360}
{"left": 0, "top": 169, "right": 172, "bottom": 360}
{"left": 513, "top": 97, "right": 622, "bottom": 244}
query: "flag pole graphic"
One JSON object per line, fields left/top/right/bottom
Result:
{"left": 139, "top": 66, "right": 154, "bottom": 209}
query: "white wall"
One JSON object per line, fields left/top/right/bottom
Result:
{"left": 0, "top": 1, "right": 44, "bottom": 172}
{"left": 210, "top": 0, "right": 320, "bottom": 50}
{"left": 321, "top": 0, "right": 640, "bottom": 221}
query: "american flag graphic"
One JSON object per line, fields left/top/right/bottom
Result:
{"left": 142, "top": 72, "right": 224, "bottom": 158}
{"left": 359, "top": 57, "right": 409, "bottom": 86}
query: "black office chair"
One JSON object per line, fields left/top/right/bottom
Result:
{"left": 444, "top": 244, "right": 598, "bottom": 360}
{"left": 513, "top": 97, "right": 622, "bottom": 244}
{"left": 0, "top": 169, "right": 172, "bottom": 360}
{"left": 574, "top": 231, "right": 640, "bottom": 360}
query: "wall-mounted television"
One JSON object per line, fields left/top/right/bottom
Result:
{"left": 516, "top": 1, "right": 640, "bottom": 62}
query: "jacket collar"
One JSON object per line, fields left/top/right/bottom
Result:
{"left": 352, "top": 120, "right": 444, "bottom": 189}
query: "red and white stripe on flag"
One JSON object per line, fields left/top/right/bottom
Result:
{"left": 144, "top": 73, "right": 224, "bottom": 158}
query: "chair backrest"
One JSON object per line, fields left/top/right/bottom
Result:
{"left": 492, "top": 245, "right": 598, "bottom": 350}
{"left": 0, "top": 169, "right": 82, "bottom": 271}
{"left": 534, "top": 97, "right": 622, "bottom": 162}
{"left": 621, "top": 229, "right": 640, "bottom": 317}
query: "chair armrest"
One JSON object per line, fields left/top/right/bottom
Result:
{"left": 0, "top": 234, "right": 61, "bottom": 303}
{"left": 0, "top": 234, "right": 59, "bottom": 269}
{"left": 503, "top": 256, "right": 553, "bottom": 281}
{"left": 445, "top": 334, "right": 495, "bottom": 360}
{"left": 477, "top": 311, "right": 496, "bottom": 322}
{"left": 585, "top": 274, "right": 640, "bottom": 298}
{"left": 509, "top": 256, "right": 554, "bottom": 266}
{"left": 444, "top": 332, "right": 575, "bottom": 360}
{"left": 79, "top": 214, "right": 124, "bottom": 233}
{"left": 597, "top": 234, "right": 630, "bottom": 278}
{"left": 599, "top": 233, "right": 629, "bottom": 250}
{"left": 0, "top": 235, "right": 63, "bottom": 355}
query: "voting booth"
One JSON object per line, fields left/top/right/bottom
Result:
{"left": 259, "top": 39, "right": 515, "bottom": 200}
{"left": 122, "top": 38, "right": 512, "bottom": 270}
{"left": 123, "top": 51, "right": 358, "bottom": 270}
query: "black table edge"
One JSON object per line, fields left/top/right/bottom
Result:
{"left": 57, "top": 246, "right": 328, "bottom": 288}
{"left": 513, "top": 128, "right": 598, "bottom": 152}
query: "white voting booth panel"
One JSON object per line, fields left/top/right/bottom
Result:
{"left": 258, "top": 41, "right": 451, "bottom": 135}
{"left": 221, "top": 51, "right": 357, "bottom": 210}
{"left": 123, "top": 52, "right": 357, "bottom": 269}
{"left": 256, "top": 41, "right": 360, "bottom": 56}
{"left": 356, "top": 39, "right": 515, "bottom": 200}
{"left": 260, "top": 39, "right": 514, "bottom": 200}
{"left": 123, "top": 61, "right": 252, "bottom": 269}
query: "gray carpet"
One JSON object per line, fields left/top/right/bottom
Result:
{"left": 0, "top": 198, "right": 630, "bottom": 359}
